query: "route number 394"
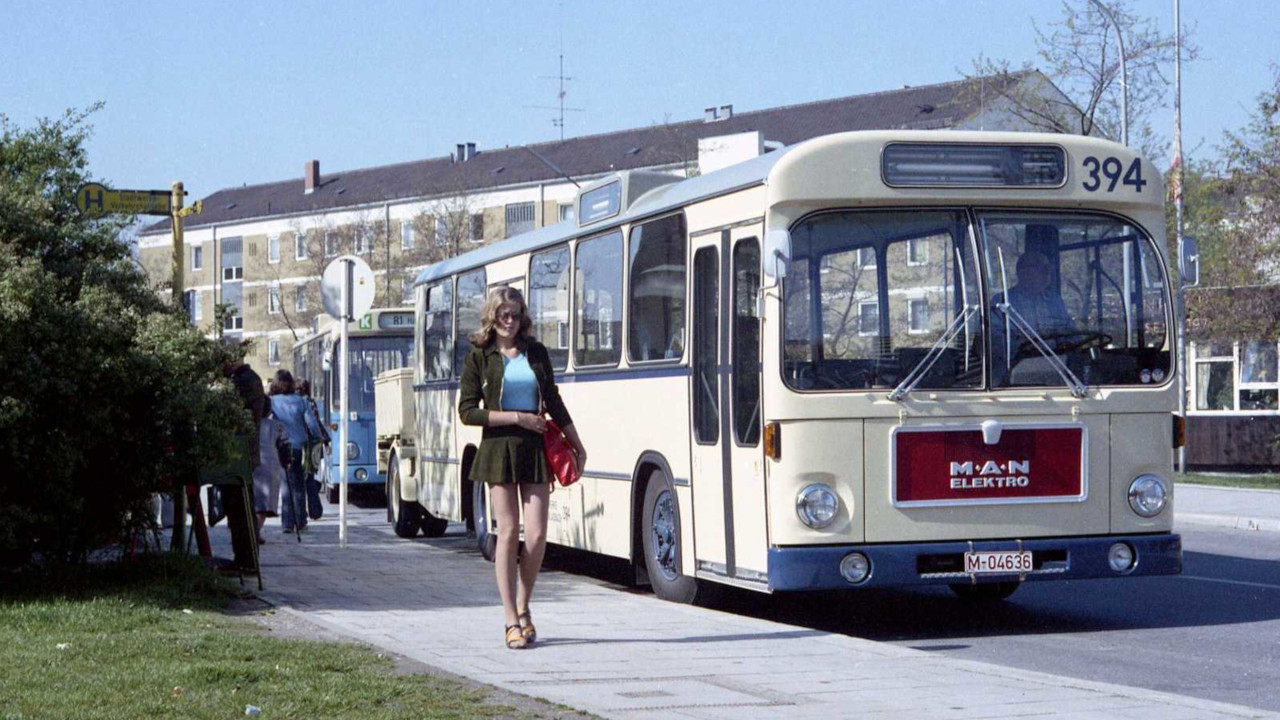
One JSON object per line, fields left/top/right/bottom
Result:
{"left": 1082, "top": 156, "right": 1147, "bottom": 193}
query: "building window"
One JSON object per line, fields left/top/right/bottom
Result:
{"left": 401, "top": 221, "right": 415, "bottom": 250}
{"left": 356, "top": 227, "right": 372, "bottom": 255}
{"left": 858, "top": 246, "right": 876, "bottom": 269}
{"left": 1190, "top": 341, "right": 1280, "bottom": 413}
{"left": 220, "top": 237, "right": 243, "bottom": 282}
{"left": 184, "top": 289, "right": 201, "bottom": 323}
{"left": 268, "top": 338, "right": 280, "bottom": 365}
{"left": 192, "top": 246, "right": 203, "bottom": 271}
{"left": 470, "top": 213, "right": 484, "bottom": 244}
{"left": 857, "top": 301, "right": 879, "bottom": 336}
{"left": 558, "top": 203, "right": 575, "bottom": 223}
{"left": 268, "top": 286, "right": 281, "bottom": 314}
{"left": 505, "top": 201, "right": 536, "bottom": 238}
{"left": 908, "top": 298, "right": 930, "bottom": 334}
{"left": 268, "top": 235, "right": 280, "bottom": 263}
{"left": 295, "top": 232, "right": 308, "bottom": 261}
{"left": 223, "top": 312, "right": 243, "bottom": 331}
{"left": 325, "top": 231, "right": 337, "bottom": 257}
{"left": 907, "top": 238, "right": 928, "bottom": 266}
{"left": 295, "top": 285, "right": 307, "bottom": 312}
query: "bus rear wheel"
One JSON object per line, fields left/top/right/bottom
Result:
{"left": 641, "top": 471, "right": 699, "bottom": 604}
{"left": 472, "top": 480, "right": 497, "bottom": 562}
{"left": 389, "top": 460, "right": 420, "bottom": 539}
{"left": 949, "top": 581, "right": 1020, "bottom": 602}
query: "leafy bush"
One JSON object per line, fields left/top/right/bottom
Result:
{"left": 0, "top": 107, "right": 250, "bottom": 566}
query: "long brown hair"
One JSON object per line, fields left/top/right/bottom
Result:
{"left": 469, "top": 286, "right": 533, "bottom": 349}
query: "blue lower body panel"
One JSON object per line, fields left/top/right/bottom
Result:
{"left": 325, "top": 462, "right": 384, "bottom": 487}
{"left": 767, "top": 533, "right": 1181, "bottom": 591}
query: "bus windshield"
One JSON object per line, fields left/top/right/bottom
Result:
{"left": 783, "top": 209, "right": 1171, "bottom": 392}
{"left": 331, "top": 335, "right": 413, "bottom": 413}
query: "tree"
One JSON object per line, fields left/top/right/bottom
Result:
{"left": 963, "top": 0, "right": 1196, "bottom": 161}
{"left": 1184, "top": 69, "right": 1280, "bottom": 342}
{"left": 0, "top": 107, "right": 250, "bottom": 566}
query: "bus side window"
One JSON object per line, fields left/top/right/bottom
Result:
{"left": 423, "top": 280, "right": 454, "bottom": 380}
{"left": 530, "top": 245, "right": 571, "bottom": 370}
{"left": 453, "top": 269, "right": 487, "bottom": 374}
{"left": 628, "top": 214, "right": 687, "bottom": 362}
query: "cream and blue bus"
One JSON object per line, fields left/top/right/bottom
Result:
{"left": 376, "top": 130, "right": 1183, "bottom": 602}
{"left": 293, "top": 308, "right": 414, "bottom": 504}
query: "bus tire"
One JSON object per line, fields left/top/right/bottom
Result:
{"left": 949, "top": 582, "right": 1020, "bottom": 602}
{"left": 641, "top": 471, "right": 698, "bottom": 604}
{"left": 472, "top": 480, "right": 497, "bottom": 562}
{"left": 390, "top": 461, "right": 420, "bottom": 539}
{"left": 420, "top": 512, "right": 449, "bottom": 538}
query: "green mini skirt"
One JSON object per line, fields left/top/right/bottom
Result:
{"left": 470, "top": 425, "right": 550, "bottom": 486}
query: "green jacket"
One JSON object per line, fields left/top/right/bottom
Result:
{"left": 458, "top": 341, "right": 574, "bottom": 429}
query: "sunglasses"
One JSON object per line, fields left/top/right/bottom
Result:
{"left": 497, "top": 310, "right": 523, "bottom": 323}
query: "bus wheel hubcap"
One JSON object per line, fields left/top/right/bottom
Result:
{"left": 651, "top": 490, "right": 678, "bottom": 581}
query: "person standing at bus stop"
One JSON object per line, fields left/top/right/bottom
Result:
{"left": 459, "top": 287, "right": 586, "bottom": 650}
{"left": 269, "top": 370, "right": 323, "bottom": 534}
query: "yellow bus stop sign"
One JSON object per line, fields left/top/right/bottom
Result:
{"left": 75, "top": 183, "right": 179, "bottom": 216}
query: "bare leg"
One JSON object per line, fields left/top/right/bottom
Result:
{"left": 515, "top": 482, "right": 550, "bottom": 615}
{"left": 490, "top": 483, "right": 523, "bottom": 627}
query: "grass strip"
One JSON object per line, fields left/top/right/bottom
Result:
{"left": 0, "top": 556, "right": 543, "bottom": 720}
{"left": 1179, "top": 472, "right": 1280, "bottom": 491}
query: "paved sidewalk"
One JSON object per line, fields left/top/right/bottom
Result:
{"left": 212, "top": 502, "right": 1278, "bottom": 720}
{"left": 1176, "top": 483, "right": 1280, "bottom": 533}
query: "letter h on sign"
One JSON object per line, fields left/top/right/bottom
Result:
{"left": 83, "top": 187, "right": 104, "bottom": 211}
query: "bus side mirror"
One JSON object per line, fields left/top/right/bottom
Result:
{"left": 764, "top": 228, "right": 791, "bottom": 286}
{"left": 1181, "top": 236, "right": 1199, "bottom": 288}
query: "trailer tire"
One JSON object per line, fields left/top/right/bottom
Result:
{"left": 389, "top": 459, "right": 420, "bottom": 539}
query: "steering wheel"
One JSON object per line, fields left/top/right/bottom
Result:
{"left": 1019, "top": 331, "right": 1113, "bottom": 356}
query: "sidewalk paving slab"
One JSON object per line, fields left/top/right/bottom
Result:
{"left": 1176, "top": 483, "right": 1280, "bottom": 533}
{"left": 212, "top": 501, "right": 1278, "bottom": 720}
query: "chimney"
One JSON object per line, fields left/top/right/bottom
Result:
{"left": 455, "top": 143, "right": 465, "bottom": 163}
{"left": 466, "top": 142, "right": 477, "bottom": 161}
{"left": 304, "top": 160, "right": 320, "bottom": 194}
{"left": 704, "top": 106, "right": 718, "bottom": 123}
{"left": 719, "top": 104, "right": 733, "bottom": 120}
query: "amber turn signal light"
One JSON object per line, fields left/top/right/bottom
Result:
{"left": 764, "top": 422, "right": 781, "bottom": 459}
{"left": 1172, "top": 414, "right": 1186, "bottom": 449}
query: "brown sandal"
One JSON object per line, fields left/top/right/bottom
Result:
{"left": 517, "top": 611, "right": 536, "bottom": 643}
{"left": 505, "top": 625, "right": 527, "bottom": 649}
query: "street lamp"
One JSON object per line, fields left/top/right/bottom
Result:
{"left": 1089, "top": 0, "right": 1129, "bottom": 146}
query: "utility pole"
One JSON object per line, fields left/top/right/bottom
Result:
{"left": 1173, "top": 0, "right": 1187, "bottom": 472}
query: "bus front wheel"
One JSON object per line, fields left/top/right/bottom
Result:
{"left": 641, "top": 471, "right": 698, "bottom": 604}
{"left": 472, "top": 480, "right": 497, "bottom": 562}
{"left": 389, "top": 461, "right": 420, "bottom": 539}
{"left": 949, "top": 582, "right": 1020, "bottom": 602}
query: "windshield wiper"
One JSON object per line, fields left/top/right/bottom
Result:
{"left": 993, "top": 302, "right": 1088, "bottom": 398}
{"left": 889, "top": 304, "right": 979, "bottom": 401}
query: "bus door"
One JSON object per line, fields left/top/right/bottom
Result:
{"left": 690, "top": 225, "right": 768, "bottom": 584}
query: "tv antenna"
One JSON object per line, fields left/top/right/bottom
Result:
{"left": 528, "top": 54, "right": 583, "bottom": 142}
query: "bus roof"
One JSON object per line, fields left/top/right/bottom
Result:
{"left": 415, "top": 129, "right": 1161, "bottom": 288}
{"left": 414, "top": 145, "right": 794, "bottom": 286}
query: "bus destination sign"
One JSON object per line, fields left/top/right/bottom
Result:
{"left": 377, "top": 312, "right": 413, "bottom": 330}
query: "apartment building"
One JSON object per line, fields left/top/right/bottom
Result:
{"left": 137, "top": 73, "right": 1059, "bottom": 374}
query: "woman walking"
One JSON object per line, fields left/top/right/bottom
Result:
{"left": 251, "top": 397, "right": 291, "bottom": 544}
{"left": 269, "top": 370, "right": 323, "bottom": 534}
{"left": 459, "top": 287, "right": 586, "bottom": 649}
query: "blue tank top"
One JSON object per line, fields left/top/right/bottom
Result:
{"left": 501, "top": 352, "right": 539, "bottom": 412}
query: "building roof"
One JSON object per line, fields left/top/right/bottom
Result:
{"left": 141, "top": 72, "right": 1030, "bottom": 236}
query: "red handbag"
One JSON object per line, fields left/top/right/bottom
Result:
{"left": 543, "top": 420, "right": 580, "bottom": 487}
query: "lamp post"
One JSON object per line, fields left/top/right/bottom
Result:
{"left": 1089, "top": 0, "right": 1129, "bottom": 146}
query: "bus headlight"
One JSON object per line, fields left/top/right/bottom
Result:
{"left": 354, "top": 468, "right": 368, "bottom": 482}
{"left": 1127, "top": 474, "right": 1168, "bottom": 518}
{"left": 347, "top": 442, "right": 360, "bottom": 460}
{"left": 796, "top": 484, "right": 839, "bottom": 528}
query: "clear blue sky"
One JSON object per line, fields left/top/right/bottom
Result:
{"left": 2, "top": 0, "right": 1275, "bottom": 198}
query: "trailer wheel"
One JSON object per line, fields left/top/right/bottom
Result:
{"left": 949, "top": 582, "right": 1020, "bottom": 602}
{"left": 641, "top": 470, "right": 699, "bottom": 604}
{"left": 420, "top": 512, "right": 449, "bottom": 538}
{"left": 389, "top": 459, "right": 420, "bottom": 539}
{"left": 472, "top": 480, "right": 496, "bottom": 562}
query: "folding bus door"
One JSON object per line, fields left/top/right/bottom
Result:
{"left": 690, "top": 225, "right": 768, "bottom": 585}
